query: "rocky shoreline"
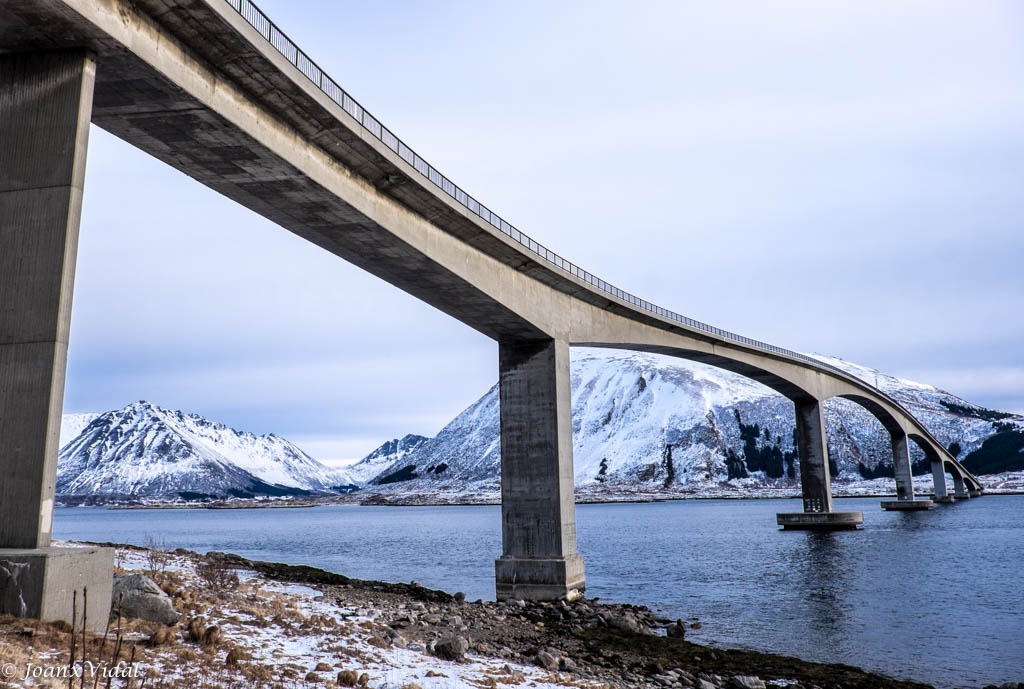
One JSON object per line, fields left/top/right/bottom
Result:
{"left": 208, "top": 551, "right": 938, "bottom": 689}
{"left": 6, "top": 544, "right": 1019, "bottom": 689}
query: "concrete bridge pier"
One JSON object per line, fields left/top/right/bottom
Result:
{"left": 777, "top": 400, "right": 862, "bottom": 530}
{"left": 931, "top": 460, "right": 955, "bottom": 503}
{"left": 951, "top": 473, "right": 970, "bottom": 499}
{"left": 494, "top": 339, "right": 585, "bottom": 600}
{"left": 0, "top": 50, "right": 113, "bottom": 631}
{"left": 881, "top": 432, "right": 933, "bottom": 511}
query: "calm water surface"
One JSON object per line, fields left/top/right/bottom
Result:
{"left": 54, "top": 496, "right": 1024, "bottom": 688}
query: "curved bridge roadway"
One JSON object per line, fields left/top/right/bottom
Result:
{"left": 0, "top": 0, "right": 982, "bottom": 608}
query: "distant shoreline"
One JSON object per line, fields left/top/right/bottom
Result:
{"left": 57, "top": 488, "right": 1024, "bottom": 510}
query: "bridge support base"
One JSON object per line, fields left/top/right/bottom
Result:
{"left": 495, "top": 555, "right": 586, "bottom": 601}
{"left": 1, "top": 51, "right": 113, "bottom": 630}
{"left": 0, "top": 547, "right": 114, "bottom": 633}
{"left": 778, "top": 401, "right": 861, "bottom": 529}
{"left": 495, "top": 339, "right": 585, "bottom": 601}
{"left": 933, "top": 495, "right": 956, "bottom": 504}
{"left": 880, "top": 499, "right": 935, "bottom": 511}
{"left": 969, "top": 489, "right": 983, "bottom": 498}
{"left": 777, "top": 512, "right": 863, "bottom": 530}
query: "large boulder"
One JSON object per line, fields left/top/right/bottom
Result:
{"left": 431, "top": 634, "right": 469, "bottom": 661}
{"left": 112, "top": 574, "right": 178, "bottom": 625}
{"left": 666, "top": 619, "right": 686, "bottom": 639}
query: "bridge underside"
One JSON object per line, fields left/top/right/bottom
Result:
{"left": 0, "top": 0, "right": 982, "bottom": 627}
{"left": 0, "top": 0, "right": 564, "bottom": 342}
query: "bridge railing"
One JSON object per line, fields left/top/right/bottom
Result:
{"left": 224, "top": 0, "right": 852, "bottom": 379}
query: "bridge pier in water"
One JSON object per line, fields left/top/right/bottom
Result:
{"left": 777, "top": 399, "right": 863, "bottom": 530}
{"left": 951, "top": 472, "right": 970, "bottom": 499}
{"left": 931, "top": 460, "right": 955, "bottom": 503}
{"left": 495, "top": 339, "right": 585, "bottom": 600}
{"left": 880, "top": 432, "right": 934, "bottom": 511}
{"left": 0, "top": 50, "right": 113, "bottom": 631}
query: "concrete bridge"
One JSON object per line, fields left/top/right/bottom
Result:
{"left": 0, "top": 0, "right": 982, "bottom": 627}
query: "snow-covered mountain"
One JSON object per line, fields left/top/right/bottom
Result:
{"left": 58, "top": 401, "right": 356, "bottom": 502}
{"left": 345, "top": 434, "right": 429, "bottom": 485}
{"left": 350, "top": 348, "right": 1024, "bottom": 499}
{"left": 60, "top": 412, "right": 101, "bottom": 448}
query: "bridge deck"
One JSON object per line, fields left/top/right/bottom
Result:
{"left": 0, "top": 0, "right": 981, "bottom": 491}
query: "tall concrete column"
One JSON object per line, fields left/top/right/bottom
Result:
{"left": 891, "top": 431, "right": 915, "bottom": 501}
{"left": 494, "top": 338, "right": 585, "bottom": 600}
{"left": 952, "top": 473, "right": 969, "bottom": 499}
{"left": 777, "top": 399, "right": 862, "bottom": 529}
{"left": 880, "top": 432, "right": 934, "bottom": 510}
{"left": 794, "top": 400, "right": 833, "bottom": 513}
{"left": 931, "top": 460, "right": 951, "bottom": 502}
{"left": 0, "top": 50, "right": 112, "bottom": 631}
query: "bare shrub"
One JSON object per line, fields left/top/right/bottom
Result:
{"left": 195, "top": 558, "right": 241, "bottom": 591}
{"left": 143, "top": 534, "right": 170, "bottom": 573}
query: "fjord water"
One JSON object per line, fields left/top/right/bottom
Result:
{"left": 54, "top": 497, "right": 1023, "bottom": 688}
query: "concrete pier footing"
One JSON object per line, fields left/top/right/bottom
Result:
{"left": 969, "top": 489, "right": 983, "bottom": 498}
{"left": 934, "top": 496, "right": 956, "bottom": 504}
{"left": 0, "top": 51, "right": 113, "bottom": 629}
{"left": 777, "top": 512, "right": 863, "bottom": 530}
{"left": 494, "top": 556, "right": 586, "bottom": 602}
{"left": 494, "top": 339, "right": 585, "bottom": 600}
{"left": 881, "top": 499, "right": 935, "bottom": 511}
{"left": 0, "top": 548, "right": 114, "bottom": 633}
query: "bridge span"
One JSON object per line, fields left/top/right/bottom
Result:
{"left": 1, "top": 0, "right": 982, "bottom": 626}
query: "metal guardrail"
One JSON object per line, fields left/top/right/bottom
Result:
{"left": 222, "top": 0, "right": 852, "bottom": 380}
{"left": 220, "top": 0, "right": 984, "bottom": 484}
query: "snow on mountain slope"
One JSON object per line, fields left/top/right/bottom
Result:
{"left": 346, "top": 434, "right": 429, "bottom": 485}
{"left": 57, "top": 401, "right": 354, "bottom": 500}
{"left": 350, "top": 385, "right": 502, "bottom": 489}
{"left": 810, "top": 353, "right": 1021, "bottom": 459}
{"left": 61, "top": 412, "right": 101, "bottom": 447}
{"left": 359, "top": 348, "right": 1024, "bottom": 497}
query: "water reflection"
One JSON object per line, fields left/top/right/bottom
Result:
{"left": 786, "top": 532, "right": 853, "bottom": 651}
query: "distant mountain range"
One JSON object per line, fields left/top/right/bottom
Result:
{"left": 347, "top": 349, "right": 1024, "bottom": 500}
{"left": 57, "top": 350, "right": 1024, "bottom": 504}
{"left": 57, "top": 401, "right": 356, "bottom": 503}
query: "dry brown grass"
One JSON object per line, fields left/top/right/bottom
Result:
{"left": 223, "top": 646, "right": 247, "bottom": 667}
{"left": 366, "top": 635, "right": 390, "bottom": 649}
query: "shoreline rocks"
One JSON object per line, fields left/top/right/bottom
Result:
{"left": 191, "top": 551, "right": 947, "bottom": 689}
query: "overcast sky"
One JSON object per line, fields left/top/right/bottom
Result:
{"left": 65, "top": 0, "right": 1024, "bottom": 465}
